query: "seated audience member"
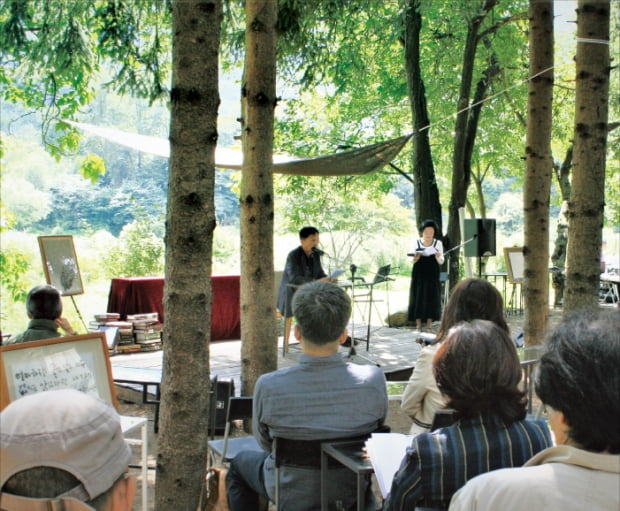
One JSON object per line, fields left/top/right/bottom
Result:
{"left": 1, "top": 389, "right": 136, "bottom": 511}
{"left": 450, "top": 311, "right": 620, "bottom": 511}
{"left": 5, "top": 285, "right": 77, "bottom": 345}
{"left": 227, "top": 281, "right": 388, "bottom": 511}
{"left": 384, "top": 320, "right": 552, "bottom": 511}
{"left": 401, "top": 278, "right": 509, "bottom": 434}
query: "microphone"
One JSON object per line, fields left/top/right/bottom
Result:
{"left": 312, "top": 247, "right": 326, "bottom": 256}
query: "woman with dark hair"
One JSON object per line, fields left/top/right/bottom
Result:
{"left": 407, "top": 219, "right": 444, "bottom": 331}
{"left": 401, "top": 278, "right": 508, "bottom": 434}
{"left": 384, "top": 320, "right": 552, "bottom": 511}
{"left": 450, "top": 311, "right": 620, "bottom": 511}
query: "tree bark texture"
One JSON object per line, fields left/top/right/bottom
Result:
{"left": 523, "top": 0, "right": 554, "bottom": 346}
{"left": 446, "top": 1, "right": 496, "bottom": 289}
{"left": 402, "top": 0, "right": 443, "bottom": 234}
{"left": 564, "top": 0, "right": 610, "bottom": 313}
{"left": 240, "top": 0, "right": 278, "bottom": 398}
{"left": 156, "top": 1, "right": 221, "bottom": 509}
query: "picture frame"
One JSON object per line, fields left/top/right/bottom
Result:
{"left": 0, "top": 333, "right": 118, "bottom": 411}
{"left": 504, "top": 247, "right": 524, "bottom": 284}
{"left": 38, "top": 235, "right": 84, "bottom": 296}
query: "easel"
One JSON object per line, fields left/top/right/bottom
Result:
{"left": 38, "top": 235, "right": 88, "bottom": 333}
{"left": 71, "top": 296, "right": 89, "bottom": 332}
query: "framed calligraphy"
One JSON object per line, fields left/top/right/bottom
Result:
{"left": 0, "top": 333, "right": 117, "bottom": 411}
{"left": 38, "top": 235, "right": 84, "bottom": 296}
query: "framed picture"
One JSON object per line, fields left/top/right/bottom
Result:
{"left": 504, "top": 247, "right": 524, "bottom": 284}
{"left": 0, "top": 333, "right": 118, "bottom": 411}
{"left": 38, "top": 235, "right": 84, "bottom": 295}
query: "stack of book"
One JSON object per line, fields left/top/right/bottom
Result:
{"left": 89, "top": 312, "right": 163, "bottom": 353}
{"left": 104, "top": 320, "right": 137, "bottom": 352}
{"left": 127, "top": 313, "right": 163, "bottom": 350}
{"left": 89, "top": 312, "right": 121, "bottom": 332}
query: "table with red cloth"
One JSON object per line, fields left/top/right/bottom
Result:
{"left": 106, "top": 276, "right": 240, "bottom": 341}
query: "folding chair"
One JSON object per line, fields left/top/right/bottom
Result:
{"left": 273, "top": 436, "right": 379, "bottom": 511}
{"left": 207, "top": 396, "right": 262, "bottom": 465}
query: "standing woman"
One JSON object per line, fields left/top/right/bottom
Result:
{"left": 407, "top": 219, "right": 444, "bottom": 330}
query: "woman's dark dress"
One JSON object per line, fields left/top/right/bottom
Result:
{"left": 408, "top": 239, "right": 441, "bottom": 322}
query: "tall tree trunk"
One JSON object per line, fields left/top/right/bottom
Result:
{"left": 550, "top": 146, "right": 573, "bottom": 306}
{"left": 463, "top": 49, "right": 499, "bottom": 276}
{"left": 446, "top": 2, "right": 496, "bottom": 288}
{"left": 523, "top": 0, "right": 554, "bottom": 346}
{"left": 564, "top": 0, "right": 610, "bottom": 312}
{"left": 240, "top": 0, "right": 278, "bottom": 398}
{"left": 157, "top": 1, "right": 221, "bottom": 509}
{"left": 402, "top": 0, "right": 443, "bottom": 233}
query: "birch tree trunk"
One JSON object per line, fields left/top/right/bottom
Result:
{"left": 564, "top": 0, "right": 610, "bottom": 313}
{"left": 157, "top": 1, "right": 221, "bottom": 508}
{"left": 240, "top": 0, "right": 278, "bottom": 397}
{"left": 523, "top": 0, "right": 554, "bottom": 346}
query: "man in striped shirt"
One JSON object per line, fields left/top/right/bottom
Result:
{"left": 383, "top": 320, "right": 552, "bottom": 510}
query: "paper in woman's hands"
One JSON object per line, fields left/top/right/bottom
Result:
{"left": 410, "top": 246, "right": 437, "bottom": 256}
{"left": 329, "top": 268, "right": 345, "bottom": 279}
{"left": 422, "top": 246, "right": 438, "bottom": 256}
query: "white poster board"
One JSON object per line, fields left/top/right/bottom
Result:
{"left": 0, "top": 333, "right": 117, "bottom": 410}
{"left": 504, "top": 247, "right": 524, "bottom": 284}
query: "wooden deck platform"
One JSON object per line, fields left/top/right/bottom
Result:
{"left": 110, "top": 322, "right": 424, "bottom": 401}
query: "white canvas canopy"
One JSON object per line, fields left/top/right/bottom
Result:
{"left": 65, "top": 120, "right": 412, "bottom": 177}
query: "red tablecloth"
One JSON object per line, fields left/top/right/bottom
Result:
{"left": 106, "top": 276, "right": 240, "bottom": 341}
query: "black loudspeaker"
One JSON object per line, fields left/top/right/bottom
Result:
{"left": 464, "top": 219, "right": 496, "bottom": 257}
{"left": 209, "top": 377, "right": 235, "bottom": 435}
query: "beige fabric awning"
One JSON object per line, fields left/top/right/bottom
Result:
{"left": 65, "top": 120, "right": 411, "bottom": 177}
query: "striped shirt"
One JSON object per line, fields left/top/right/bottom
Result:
{"left": 383, "top": 413, "right": 552, "bottom": 510}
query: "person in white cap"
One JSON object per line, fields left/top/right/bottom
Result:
{"left": 0, "top": 389, "right": 136, "bottom": 511}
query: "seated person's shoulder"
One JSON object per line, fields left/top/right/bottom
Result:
{"left": 451, "top": 464, "right": 557, "bottom": 509}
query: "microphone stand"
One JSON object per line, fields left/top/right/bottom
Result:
{"left": 443, "top": 235, "right": 477, "bottom": 257}
{"left": 443, "top": 234, "right": 481, "bottom": 277}
{"left": 348, "top": 264, "right": 358, "bottom": 358}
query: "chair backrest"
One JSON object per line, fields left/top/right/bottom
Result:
{"left": 227, "top": 396, "right": 253, "bottom": 422}
{"left": 273, "top": 428, "right": 387, "bottom": 511}
{"left": 430, "top": 409, "right": 455, "bottom": 431}
{"left": 218, "top": 396, "right": 253, "bottom": 462}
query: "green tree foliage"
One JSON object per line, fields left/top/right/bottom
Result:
{"left": 0, "top": 0, "right": 170, "bottom": 157}
{"left": 101, "top": 213, "right": 165, "bottom": 278}
{"left": 0, "top": 207, "right": 30, "bottom": 303}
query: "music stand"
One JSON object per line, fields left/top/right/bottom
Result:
{"left": 351, "top": 265, "right": 394, "bottom": 348}
{"left": 345, "top": 264, "right": 377, "bottom": 365}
